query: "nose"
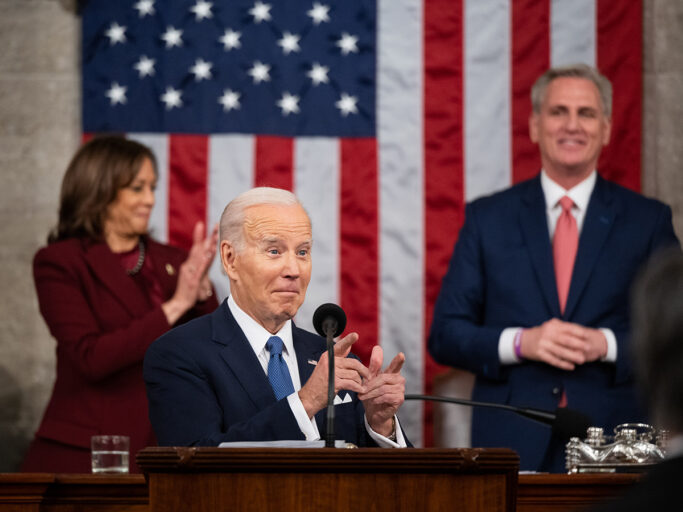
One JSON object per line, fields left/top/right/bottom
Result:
{"left": 565, "top": 111, "right": 580, "bottom": 131}
{"left": 143, "top": 185, "right": 155, "bottom": 207}
{"left": 281, "top": 251, "right": 301, "bottom": 279}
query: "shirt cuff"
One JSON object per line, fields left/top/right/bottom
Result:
{"left": 599, "top": 328, "right": 617, "bottom": 363}
{"left": 286, "top": 393, "right": 321, "bottom": 441}
{"left": 364, "top": 415, "right": 407, "bottom": 448}
{"left": 499, "top": 327, "right": 523, "bottom": 365}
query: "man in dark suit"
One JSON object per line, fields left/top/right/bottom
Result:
{"left": 144, "top": 187, "right": 408, "bottom": 447}
{"left": 593, "top": 250, "right": 683, "bottom": 511}
{"left": 428, "top": 64, "right": 679, "bottom": 472}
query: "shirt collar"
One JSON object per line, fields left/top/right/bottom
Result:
{"left": 540, "top": 169, "right": 596, "bottom": 213}
{"left": 227, "top": 295, "right": 294, "bottom": 356}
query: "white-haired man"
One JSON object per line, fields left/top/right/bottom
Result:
{"left": 145, "top": 187, "right": 407, "bottom": 447}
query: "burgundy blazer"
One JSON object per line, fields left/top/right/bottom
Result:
{"left": 21, "top": 236, "right": 218, "bottom": 473}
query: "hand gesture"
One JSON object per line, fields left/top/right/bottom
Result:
{"left": 521, "top": 318, "right": 607, "bottom": 370}
{"left": 298, "top": 333, "right": 369, "bottom": 417}
{"left": 358, "top": 346, "right": 406, "bottom": 437}
{"left": 162, "top": 222, "right": 218, "bottom": 324}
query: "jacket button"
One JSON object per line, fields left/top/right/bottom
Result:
{"left": 552, "top": 387, "right": 561, "bottom": 396}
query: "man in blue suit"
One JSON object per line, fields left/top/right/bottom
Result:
{"left": 145, "top": 187, "right": 408, "bottom": 448}
{"left": 428, "top": 64, "right": 679, "bottom": 472}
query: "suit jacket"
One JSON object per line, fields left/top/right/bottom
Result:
{"left": 22, "top": 236, "right": 217, "bottom": 473}
{"left": 144, "top": 301, "right": 386, "bottom": 447}
{"left": 591, "top": 456, "right": 683, "bottom": 512}
{"left": 428, "top": 174, "right": 679, "bottom": 472}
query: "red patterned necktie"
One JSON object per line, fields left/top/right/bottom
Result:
{"left": 553, "top": 196, "right": 578, "bottom": 314}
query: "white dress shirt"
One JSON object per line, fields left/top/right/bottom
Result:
{"left": 498, "top": 170, "right": 617, "bottom": 364}
{"left": 228, "top": 296, "right": 405, "bottom": 447}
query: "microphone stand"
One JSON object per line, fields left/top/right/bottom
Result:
{"left": 405, "top": 394, "right": 556, "bottom": 424}
{"left": 323, "top": 318, "right": 337, "bottom": 448}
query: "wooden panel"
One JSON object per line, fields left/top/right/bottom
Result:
{"left": 517, "top": 473, "right": 640, "bottom": 512}
{"left": 0, "top": 474, "right": 147, "bottom": 512}
{"left": 138, "top": 447, "right": 519, "bottom": 512}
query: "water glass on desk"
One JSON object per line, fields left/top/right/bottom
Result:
{"left": 91, "top": 435, "right": 129, "bottom": 474}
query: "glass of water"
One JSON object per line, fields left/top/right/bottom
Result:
{"left": 91, "top": 435, "right": 130, "bottom": 474}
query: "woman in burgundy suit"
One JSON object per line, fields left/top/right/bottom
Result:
{"left": 21, "top": 136, "right": 219, "bottom": 473}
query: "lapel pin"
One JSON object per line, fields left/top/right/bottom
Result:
{"left": 165, "top": 263, "right": 175, "bottom": 275}
{"left": 307, "top": 359, "right": 317, "bottom": 366}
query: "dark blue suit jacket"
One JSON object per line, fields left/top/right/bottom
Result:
{"left": 144, "top": 301, "right": 380, "bottom": 447}
{"left": 428, "top": 174, "right": 679, "bottom": 472}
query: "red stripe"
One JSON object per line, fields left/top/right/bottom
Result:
{"left": 339, "top": 138, "right": 378, "bottom": 367}
{"left": 254, "top": 136, "right": 294, "bottom": 190}
{"left": 511, "top": 0, "right": 549, "bottom": 184}
{"left": 596, "top": 0, "right": 642, "bottom": 192}
{"left": 168, "top": 135, "right": 208, "bottom": 250}
{"left": 423, "top": 0, "right": 464, "bottom": 447}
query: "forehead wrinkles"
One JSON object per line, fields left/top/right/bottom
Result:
{"left": 243, "top": 206, "right": 312, "bottom": 243}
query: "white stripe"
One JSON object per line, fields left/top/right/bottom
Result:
{"left": 129, "top": 133, "right": 169, "bottom": 243}
{"left": 464, "top": 0, "right": 512, "bottom": 201}
{"left": 293, "top": 138, "right": 340, "bottom": 334}
{"left": 550, "top": 0, "right": 596, "bottom": 67}
{"left": 207, "top": 134, "right": 256, "bottom": 302}
{"left": 377, "top": 0, "right": 425, "bottom": 447}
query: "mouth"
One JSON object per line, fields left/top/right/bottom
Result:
{"left": 558, "top": 138, "right": 586, "bottom": 148}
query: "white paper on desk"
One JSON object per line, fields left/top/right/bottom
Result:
{"left": 218, "top": 440, "right": 347, "bottom": 448}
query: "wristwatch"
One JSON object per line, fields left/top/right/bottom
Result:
{"left": 387, "top": 417, "right": 397, "bottom": 442}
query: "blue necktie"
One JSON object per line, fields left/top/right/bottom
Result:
{"left": 266, "top": 336, "right": 295, "bottom": 400}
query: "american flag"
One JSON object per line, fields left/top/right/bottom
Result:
{"left": 82, "top": 0, "right": 642, "bottom": 446}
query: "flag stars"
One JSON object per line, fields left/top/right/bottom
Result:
{"left": 190, "top": 0, "right": 213, "bottom": 21}
{"left": 160, "top": 86, "right": 182, "bottom": 109}
{"left": 307, "top": 63, "right": 329, "bottom": 86}
{"left": 134, "top": 55, "right": 155, "bottom": 78}
{"left": 133, "top": 0, "right": 155, "bottom": 17}
{"left": 190, "top": 58, "right": 213, "bottom": 81}
{"left": 335, "top": 93, "right": 358, "bottom": 116}
{"left": 161, "top": 26, "right": 183, "bottom": 48}
{"left": 277, "top": 92, "right": 300, "bottom": 116}
{"left": 337, "top": 33, "right": 359, "bottom": 55}
{"left": 249, "top": 1, "right": 272, "bottom": 23}
{"left": 105, "top": 22, "right": 126, "bottom": 45}
{"left": 218, "top": 89, "right": 241, "bottom": 111}
{"left": 307, "top": 3, "right": 330, "bottom": 25}
{"left": 220, "top": 29, "right": 241, "bottom": 51}
{"left": 105, "top": 82, "right": 127, "bottom": 105}
{"left": 248, "top": 61, "right": 271, "bottom": 84}
{"left": 278, "top": 32, "right": 301, "bottom": 55}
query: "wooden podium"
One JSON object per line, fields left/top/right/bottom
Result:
{"left": 136, "top": 447, "right": 519, "bottom": 512}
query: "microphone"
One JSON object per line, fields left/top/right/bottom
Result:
{"left": 404, "top": 394, "right": 592, "bottom": 439}
{"left": 313, "top": 303, "right": 347, "bottom": 338}
{"left": 312, "top": 303, "right": 347, "bottom": 448}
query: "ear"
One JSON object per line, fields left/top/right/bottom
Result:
{"left": 602, "top": 117, "right": 612, "bottom": 146}
{"left": 529, "top": 112, "right": 539, "bottom": 143}
{"left": 220, "top": 240, "right": 238, "bottom": 280}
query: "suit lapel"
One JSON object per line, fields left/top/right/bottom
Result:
{"left": 564, "top": 175, "right": 616, "bottom": 318}
{"left": 293, "top": 324, "right": 324, "bottom": 386}
{"left": 293, "top": 325, "right": 326, "bottom": 431}
{"left": 83, "top": 241, "right": 149, "bottom": 316}
{"left": 213, "top": 304, "right": 277, "bottom": 409}
{"left": 146, "top": 239, "right": 180, "bottom": 300}
{"left": 519, "top": 177, "right": 561, "bottom": 317}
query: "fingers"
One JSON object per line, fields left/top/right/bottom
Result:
{"left": 384, "top": 352, "right": 405, "bottom": 374}
{"left": 333, "top": 332, "right": 358, "bottom": 357}
{"left": 192, "top": 221, "right": 205, "bottom": 246}
{"left": 368, "top": 345, "right": 383, "bottom": 378}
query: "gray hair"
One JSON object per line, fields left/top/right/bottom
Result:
{"left": 631, "top": 249, "right": 683, "bottom": 432}
{"left": 531, "top": 64, "right": 612, "bottom": 118}
{"left": 219, "top": 187, "right": 305, "bottom": 252}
